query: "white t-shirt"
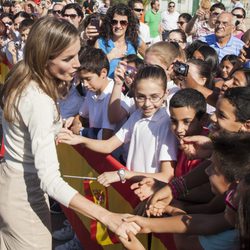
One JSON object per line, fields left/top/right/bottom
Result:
{"left": 161, "top": 11, "right": 179, "bottom": 31}
{"left": 140, "top": 22, "right": 151, "bottom": 44}
{"left": 116, "top": 107, "right": 177, "bottom": 173}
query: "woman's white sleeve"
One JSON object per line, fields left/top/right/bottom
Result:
{"left": 21, "top": 92, "right": 78, "bottom": 207}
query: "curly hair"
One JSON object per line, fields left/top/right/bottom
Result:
{"left": 100, "top": 3, "right": 139, "bottom": 49}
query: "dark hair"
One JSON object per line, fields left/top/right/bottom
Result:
{"left": 211, "top": 131, "right": 250, "bottom": 183}
{"left": 187, "top": 58, "right": 213, "bottom": 89}
{"left": 210, "top": 2, "right": 226, "bottom": 12}
{"left": 128, "top": 0, "right": 143, "bottom": 10}
{"left": 241, "top": 29, "right": 250, "bottom": 44}
{"left": 122, "top": 54, "right": 145, "bottom": 69}
{"left": 100, "top": 3, "right": 139, "bottom": 49}
{"left": 194, "top": 45, "right": 219, "bottom": 76}
{"left": 2, "top": 1, "right": 12, "bottom": 7}
{"left": 219, "top": 55, "right": 238, "bottom": 79}
{"left": 19, "top": 18, "right": 34, "bottom": 32}
{"left": 0, "top": 20, "right": 7, "bottom": 36}
{"left": 238, "top": 173, "right": 250, "bottom": 250}
{"left": 232, "top": 7, "right": 246, "bottom": 18}
{"left": 168, "top": 1, "right": 175, "bottom": 7}
{"left": 0, "top": 12, "right": 14, "bottom": 21}
{"left": 185, "top": 40, "right": 207, "bottom": 59}
{"left": 61, "top": 3, "right": 84, "bottom": 18}
{"left": 14, "top": 11, "right": 31, "bottom": 20}
{"left": 229, "top": 68, "right": 250, "bottom": 87}
{"left": 179, "top": 13, "right": 192, "bottom": 23}
{"left": 221, "top": 54, "right": 238, "bottom": 66}
{"left": 150, "top": 0, "right": 159, "bottom": 9}
{"left": 168, "top": 29, "right": 187, "bottom": 43}
{"left": 170, "top": 89, "right": 206, "bottom": 119}
{"left": 223, "top": 87, "right": 250, "bottom": 122}
{"left": 132, "top": 65, "right": 167, "bottom": 92}
{"left": 78, "top": 47, "right": 110, "bottom": 75}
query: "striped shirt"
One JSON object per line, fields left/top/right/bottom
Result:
{"left": 199, "top": 34, "right": 244, "bottom": 62}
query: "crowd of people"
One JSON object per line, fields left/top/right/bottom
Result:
{"left": 0, "top": 0, "right": 249, "bottom": 249}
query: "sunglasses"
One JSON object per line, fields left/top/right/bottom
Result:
{"left": 4, "top": 21, "right": 13, "bottom": 26}
{"left": 111, "top": 19, "right": 128, "bottom": 27}
{"left": 211, "top": 12, "right": 220, "bottom": 16}
{"left": 232, "top": 13, "right": 244, "bottom": 19}
{"left": 134, "top": 8, "right": 144, "bottom": 12}
{"left": 52, "top": 10, "right": 61, "bottom": 15}
{"left": 62, "top": 14, "right": 78, "bottom": 19}
{"left": 177, "top": 21, "right": 185, "bottom": 25}
{"left": 225, "top": 188, "right": 238, "bottom": 212}
{"left": 169, "top": 5, "right": 175, "bottom": 8}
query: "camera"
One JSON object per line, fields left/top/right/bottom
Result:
{"left": 14, "top": 41, "right": 21, "bottom": 49}
{"left": 125, "top": 65, "right": 137, "bottom": 78}
{"left": 173, "top": 61, "right": 189, "bottom": 77}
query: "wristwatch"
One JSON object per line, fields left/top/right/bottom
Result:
{"left": 117, "top": 169, "right": 126, "bottom": 183}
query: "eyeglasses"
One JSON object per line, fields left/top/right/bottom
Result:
{"left": 215, "top": 21, "right": 231, "bottom": 27}
{"left": 168, "top": 38, "right": 184, "bottom": 43}
{"left": 111, "top": 19, "right": 128, "bottom": 27}
{"left": 177, "top": 21, "right": 185, "bottom": 25}
{"left": 225, "top": 188, "right": 238, "bottom": 212}
{"left": 135, "top": 94, "right": 164, "bottom": 103}
{"left": 62, "top": 14, "right": 78, "bottom": 19}
{"left": 133, "top": 8, "right": 144, "bottom": 12}
{"left": 211, "top": 12, "right": 220, "bottom": 17}
{"left": 53, "top": 10, "right": 61, "bottom": 15}
{"left": 168, "top": 5, "right": 175, "bottom": 8}
{"left": 232, "top": 13, "right": 244, "bottom": 19}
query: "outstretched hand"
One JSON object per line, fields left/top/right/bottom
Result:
{"left": 180, "top": 135, "right": 212, "bottom": 159}
{"left": 119, "top": 231, "right": 145, "bottom": 250}
{"left": 56, "top": 128, "right": 83, "bottom": 145}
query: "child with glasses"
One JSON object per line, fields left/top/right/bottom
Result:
{"left": 57, "top": 65, "right": 177, "bottom": 186}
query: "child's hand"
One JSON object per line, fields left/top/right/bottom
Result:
{"left": 131, "top": 177, "right": 156, "bottom": 201}
{"left": 146, "top": 199, "right": 168, "bottom": 217}
{"left": 70, "top": 115, "right": 83, "bottom": 135}
{"left": 56, "top": 128, "right": 84, "bottom": 145}
{"left": 122, "top": 215, "right": 151, "bottom": 234}
{"left": 97, "top": 171, "right": 121, "bottom": 187}
{"left": 119, "top": 231, "right": 145, "bottom": 250}
{"left": 63, "top": 116, "right": 75, "bottom": 129}
{"left": 180, "top": 135, "right": 212, "bottom": 159}
{"left": 146, "top": 185, "right": 173, "bottom": 217}
{"left": 114, "top": 61, "right": 127, "bottom": 86}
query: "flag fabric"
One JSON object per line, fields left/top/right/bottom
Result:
{"left": 57, "top": 144, "right": 176, "bottom": 250}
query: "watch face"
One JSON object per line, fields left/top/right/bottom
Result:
{"left": 119, "top": 169, "right": 125, "bottom": 175}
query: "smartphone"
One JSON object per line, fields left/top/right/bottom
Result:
{"left": 90, "top": 17, "right": 100, "bottom": 32}
{"left": 244, "top": 46, "right": 250, "bottom": 59}
{"left": 173, "top": 61, "right": 189, "bottom": 77}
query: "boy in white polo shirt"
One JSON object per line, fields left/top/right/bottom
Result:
{"left": 66, "top": 47, "right": 128, "bottom": 140}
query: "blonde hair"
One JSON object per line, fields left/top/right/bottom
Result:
{"left": 146, "top": 41, "right": 186, "bottom": 69}
{"left": 1, "top": 16, "right": 79, "bottom": 122}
